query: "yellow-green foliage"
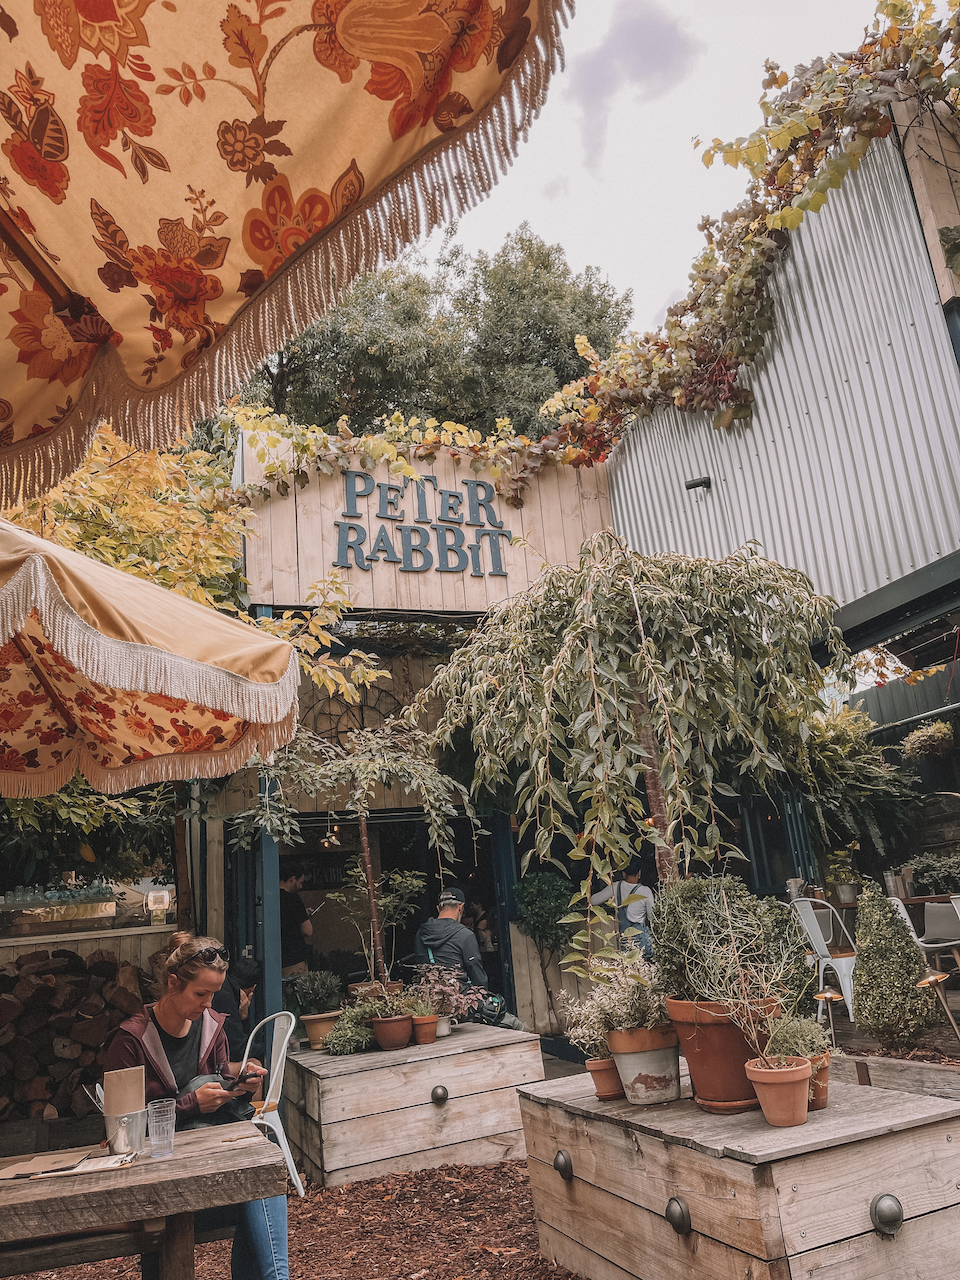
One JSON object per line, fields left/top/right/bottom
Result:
{"left": 853, "top": 881, "right": 941, "bottom": 1049}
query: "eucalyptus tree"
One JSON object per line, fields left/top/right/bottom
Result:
{"left": 417, "top": 533, "right": 851, "bottom": 915}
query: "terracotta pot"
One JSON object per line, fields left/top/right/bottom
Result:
{"left": 745, "top": 1056, "right": 812, "bottom": 1127}
{"left": 435, "top": 1015, "right": 452, "bottom": 1038}
{"left": 412, "top": 1014, "right": 439, "bottom": 1045}
{"left": 348, "top": 981, "right": 404, "bottom": 1000}
{"left": 666, "top": 997, "right": 766, "bottom": 1114}
{"left": 584, "top": 1057, "right": 625, "bottom": 1101}
{"left": 370, "top": 1014, "right": 413, "bottom": 1051}
{"left": 808, "top": 1050, "right": 830, "bottom": 1111}
{"left": 300, "top": 1010, "right": 341, "bottom": 1050}
{"left": 607, "top": 1024, "right": 681, "bottom": 1106}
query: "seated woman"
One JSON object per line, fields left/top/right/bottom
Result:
{"left": 105, "top": 932, "right": 288, "bottom": 1280}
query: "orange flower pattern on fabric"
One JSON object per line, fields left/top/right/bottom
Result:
{"left": 0, "top": 614, "right": 252, "bottom": 779}
{"left": 2, "top": 0, "right": 541, "bottom": 460}
{"left": 242, "top": 160, "right": 364, "bottom": 280}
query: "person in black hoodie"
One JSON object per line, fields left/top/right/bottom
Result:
{"left": 414, "top": 886, "right": 487, "bottom": 985}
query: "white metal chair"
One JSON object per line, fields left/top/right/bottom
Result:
{"left": 239, "top": 1009, "right": 305, "bottom": 1197}
{"left": 790, "top": 898, "right": 856, "bottom": 1023}
{"left": 889, "top": 898, "right": 960, "bottom": 973}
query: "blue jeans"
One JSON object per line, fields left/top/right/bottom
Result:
{"left": 194, "top": 1196, "right": 289, "bottom": 1280}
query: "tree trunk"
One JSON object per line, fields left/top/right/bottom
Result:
{"left": 358, "top": 811, "right": 388, "bottom": 985}
{"left": 634, "top": 692, "right": 679, "bottom": 884}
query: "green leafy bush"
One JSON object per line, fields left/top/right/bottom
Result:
{"left": 910, "top": 850, "right": 960, "bottom": 895}
{"left": 764, "top": 1015, "right": 830, "bottom": 1060}
{"left": 853, "top": 881, "right": 941, "bottom": 1049}
{"left": 515, "top": 872, "right": 575, "bottom": 957}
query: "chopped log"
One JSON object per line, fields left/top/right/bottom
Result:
{"left": 95, "top": 1047, "right": 107, "bottom": 1067}
{"left": 78, "top": 1048, "right": 96, "bottom": 1068}
{"left": 103, "top": 963, "right": 143, "bottom": 1016}
{"left": 47, "top": 1012, "right": 77, "bottom": 1034}
{"left": 14, "top": 1075, "right": 52, "bottom": 1103}
{"left": 28, "top": 1025, "right": 54, "bottom": 1051}
{"left": 52, "top": 949, "right": 88, "bottom": 974}
{"left": 36, "top": 1046, "right": 56, "bottom": 1067}
{"left": 27, "top": 1100, "right": 50, "bottom": 1118}
{"left": 0, "top": 964, "right": 18, "bottom": 994}
{"left": 19, "top": 958, "right": 70, "bottom": 979}
{"left": 35, "top": 958, "right": 70, "bottom": 977}
{"left": 76, "top": 993, "right": 105, "bottom": 1018}
{"left": 71, "top": 1086, "right": 96, "bottom": 1119}
{"left": 53, "top": 1037, "right": 82, "bottom": 1060}
{"left": 71, "top": 1014, "right": 110, "bottom": 1046}
{"left": 13, "top": 973, "right": 57, "bottom": 1007}
{"left": 17, "top": 1007, "right": 52, "bottom": 1037}
{"left": 42, "top": 1103, "right": 58, "bottom": 1121}
{"left": 0, "top": 1096, "right": 13, "bottom": 1121}
{"left": 48, "top": 1059, "right": 74, "bottom": 1081}
{"left": 0, "top": 1050, "right": 10, "bottom": 1076}
{"left": 0, "top": 994, "right": 24, "bottom": 1026}
{"left": 15, "top": 950, "right": 50, "bottom": 969}
{"left": 47, "top": 976, "right": 83, "bottom": 1011}
{"left": 0, "top": 1023, "right": 13, "bottom": 1047}
{"left": 14, "top": 1055, "right": 39, "bottom": 1082}
{"left": 8, "top": 1035, "right": 34, "bottom": 1059}
{"left": 85, "top": 950, "right": 119, "bottom": 979}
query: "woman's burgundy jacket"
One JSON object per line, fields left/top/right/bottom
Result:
{"left": 104, "top": 1004, "right": 230, "bottom": 1123}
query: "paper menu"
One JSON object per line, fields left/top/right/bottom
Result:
{"left": 0, "top": 1149, "right": 98, "bottom": 1179}
{"left": 102, "top": 1066, "right": 144, "bottom": 1116}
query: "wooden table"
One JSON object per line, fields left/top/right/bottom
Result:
{"left": 284, "top": 1021, "right": 544, "bottom": 1186}
{"left": 520, "top": 1073, "right": 960, "bottom": 1280}
{"left": 0, "top": 1121, "right": 286, "bottom": 1279}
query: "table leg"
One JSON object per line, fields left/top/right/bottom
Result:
{"left": 159, "top": 1212, "right": 195, "bottom": 1279}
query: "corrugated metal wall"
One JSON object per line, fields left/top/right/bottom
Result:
{"left": 608, "top": 137, "right": 960, "bottom": 610}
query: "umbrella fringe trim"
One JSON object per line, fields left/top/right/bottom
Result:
{"left": 0, "top": 554, "right": 301, "bottom": 725}
{"left": 0, "top": 0, "right": 575, "bottom": 506}
{"left": 0, "top": 710, "right": 296, "bottom": 798}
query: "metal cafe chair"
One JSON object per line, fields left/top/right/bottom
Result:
{"left": 887, "top": 897, "right": 960, "bottom": 973}
{"left": 790, "top": 898, "right": 856, "bottom": 1023}
{"left": 239, "top": 1009, "right": 306, "bottom": 1197}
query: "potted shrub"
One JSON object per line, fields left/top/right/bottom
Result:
{"left": 764, "top": 1014, "right": 832, "bottom": 1110}
{"left": 556, "top": 989, "right": 625, "bottom": 1101}
{"left": 825, "top": 845, "right": 862, "bottom": 904}
{"left": 654, "top": 877, "right": 814, "bottom": 1115}
{"left": 583, "top": 950, "right": 679, "bottom": 1105}
{"left": 853, "top": 881, "right": 942, "bottom": 1049}
{"left": 284, "top": 969, "right": 343, "bottom": 1049}
{"left": 407, "top": 964, "right": 475, "bottom": 1037}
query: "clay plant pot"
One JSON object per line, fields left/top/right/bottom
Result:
{"left": 300, "top": 1010, "right": 341, "bottom": 1050}
{"left": 435, "top": 1015, "right": 452, "bottom": 1038}
{"left": 666, "top": 997, "right": 766, "bottom": 1115}
{"left": 584, "top": 1057, "right": 625, "bottom": 1101}
{"left": 808, "top": 1050, "right": 830, "bottom": 1111}
{"left": 370, "top": 1014, "right": 413, "bottom": 1051}
{"left": 412, "top": 1014, "right": 439, "bottom": 1045}
{"left": 607, "top": 1024, "right": 681, "bottom": 1106}
{"left": 745, "top": 1056, "right": 812, "bottom": 1128}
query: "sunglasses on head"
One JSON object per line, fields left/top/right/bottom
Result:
{"left": 173, "top": 945, "right": 229, "bottom": 971}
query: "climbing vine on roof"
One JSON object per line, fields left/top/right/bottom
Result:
{"left": 543, "top": 0, "right": 960, "bottom": 449}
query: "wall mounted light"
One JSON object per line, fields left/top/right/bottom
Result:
{"left": 684, "top": 476, "right": 712, "bottom": 491}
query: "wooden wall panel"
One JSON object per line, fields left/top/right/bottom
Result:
{"left": 894, "top": 98, "right": 960, "bottom": 305}
{"left": 243, "top": 444, "right": 611, "bottom": 610}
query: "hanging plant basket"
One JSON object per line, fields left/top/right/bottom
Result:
{"left": 902, "top": 720, "right": 954, "bottom": 760}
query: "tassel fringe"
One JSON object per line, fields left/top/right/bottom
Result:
{"left": 0, "top": 0, "right": 574, "bottom": 506}
{"left": 0, "top": 554, "right": 301, "bottom": 725}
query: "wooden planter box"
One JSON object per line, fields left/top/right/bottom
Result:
{"left": 520, "top": 1073, "right": 960, "bottom": 1279}
{"left": 832, "top": 1051, "right": 960, "bottom": 1100}
{"left": 282, "top": 1022, "right": 544, "bottom": 1187}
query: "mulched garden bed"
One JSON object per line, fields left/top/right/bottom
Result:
{"left": 842, "top": 1045, "right": 960, "bottom": 1066}
{"left": 8, "top": 1161, "right": 577, "bottom": 1280}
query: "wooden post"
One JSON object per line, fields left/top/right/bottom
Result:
{"left": 159, "top": 1212, "right": 195, "bottom": 1279}
{"left": 357, "top": 811, "right": 388, "bottom": 985}
{"left": 173, "top": 809, "right": 194, "bottom": 932}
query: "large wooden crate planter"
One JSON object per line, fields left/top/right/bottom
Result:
{"left": 520, "top": 1074, "right": 960, "bottom": 1279}
{"left": 283, "top": 1022, "right": 544, "bottom": 1187}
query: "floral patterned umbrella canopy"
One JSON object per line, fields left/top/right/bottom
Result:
{"left": 0, "top": 0, "right": 568, "bottom": 502}
{"left": 0, "top": 518, "right": 298, "bottom": 796}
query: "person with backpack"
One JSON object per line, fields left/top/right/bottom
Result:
{"left": 590, "top": 859, "right": 655, "bottom": 958}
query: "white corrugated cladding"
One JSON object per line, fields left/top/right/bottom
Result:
{"left": 608, "top": 136, "right": 960, "bottom": 608}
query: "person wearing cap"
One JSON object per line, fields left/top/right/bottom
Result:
{"left": 413, "top": 886, "right": 489, "bottom": 987}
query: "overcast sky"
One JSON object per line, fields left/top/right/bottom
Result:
{"left": 439, "top": 0, "right": 881, "bottom": 331}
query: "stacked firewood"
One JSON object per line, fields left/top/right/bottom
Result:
{"left": 0, "top": 949, "right": 155, "bottom": 1122}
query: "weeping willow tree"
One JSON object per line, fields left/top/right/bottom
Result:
{"left": 414, "top": 533, "right": 851, "bottom": 955}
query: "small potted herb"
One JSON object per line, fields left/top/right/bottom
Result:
{"left": 407, "top": 964, "right": 472, "bottom": 1036}
{"left": 764, "top": 1014, "right": 832, "bottom": 1110}
{"left": 825, "top": 845, "right": 862, "bottom": 905}
{"left": 556, "top": 989, "right": 624, "bottom": 1101}
{"left": 284, "top": 969, "right": 342, "bottom": 1049}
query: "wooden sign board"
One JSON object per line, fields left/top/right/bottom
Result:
{"left": 242, "top": 447, "right": 611, "bottom": 612}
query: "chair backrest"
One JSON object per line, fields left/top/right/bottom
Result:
{"left": 240, "top": 1010, "right": 295, "bottom": 1111}
{"left": 924, "top": 902, "right": 960, "bottom": 942}
{"left": 888, "top": 897, "right": 921, "bottom": 944}
{"left": 812, "top": 904, "right": 835, "bottom": 947}
{"left": 791, "top": 898, "right": 855, "bottom": 957}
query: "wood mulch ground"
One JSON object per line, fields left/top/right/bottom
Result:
{"left": 11, "top": 1162, "right": 577, "bottom": 1280}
